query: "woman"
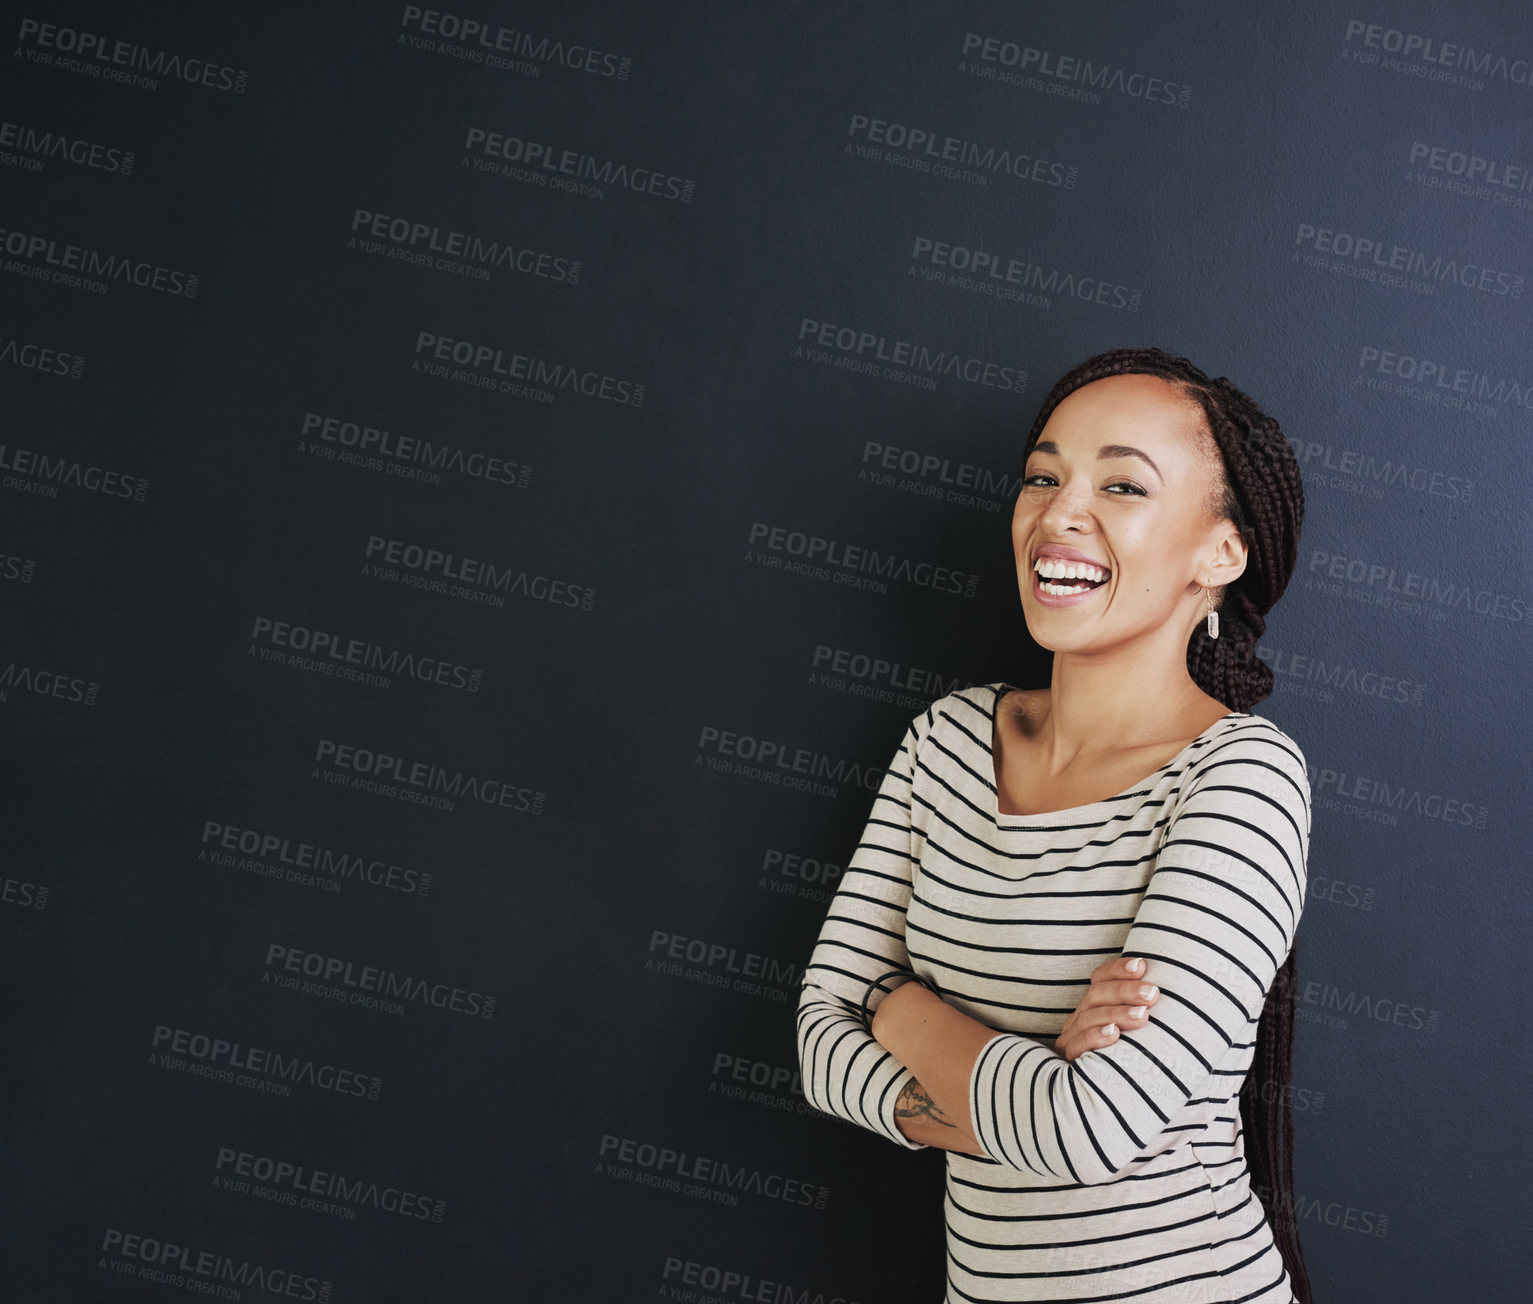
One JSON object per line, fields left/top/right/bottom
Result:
{"left": 796, "top": 348, "right": 1313, "bottom": 1303}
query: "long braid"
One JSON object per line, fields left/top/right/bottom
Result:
{"left": 1244, "top": 944, "right": 1308, "bottom": 1304}
{"left": 1026, "top": 348, "right": 1313, "bottom": 1303}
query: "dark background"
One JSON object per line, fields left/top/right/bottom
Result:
{"left": 2, "top": 3, "right": 1527, "bottom": 1301}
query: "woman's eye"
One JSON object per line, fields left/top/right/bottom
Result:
{"left": 1022, "top": 474, "right": 1145, "bottom": 496}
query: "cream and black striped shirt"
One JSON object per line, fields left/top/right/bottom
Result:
{"left": 797, "top": 684, "right": 1309, "bottom": 1303}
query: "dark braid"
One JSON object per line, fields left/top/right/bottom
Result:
{"left": 1025, "top": 348, "right": 1312, "bottom": 1303}
{"left": 1242, "top": 944, "right": 1308, "bottom": 1304}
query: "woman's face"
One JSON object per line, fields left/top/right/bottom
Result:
{"left": 1011, "top": 372, "right": 1245, "bottom": 655}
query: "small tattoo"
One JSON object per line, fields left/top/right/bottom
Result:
{"left": 895, "top": 1080, "right": 956, "bottom": 1128}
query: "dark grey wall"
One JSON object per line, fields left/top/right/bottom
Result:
{"left": 2, "top": 2, "right": 1526, "bottom": 1300}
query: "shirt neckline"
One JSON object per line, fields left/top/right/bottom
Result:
{"left": 985, "top": 683, "right": 1245, "bottom": 825}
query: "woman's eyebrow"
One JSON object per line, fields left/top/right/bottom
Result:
{"left": 1029, "top": 440, "right": 1163, "bottom": 482}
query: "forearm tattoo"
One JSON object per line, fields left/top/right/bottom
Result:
{"left": 895, "top": 1079, "right": 956, "bottom": 1129}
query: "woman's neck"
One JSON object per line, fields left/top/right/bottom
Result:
{"left": 1024, "top": 645, "right": 1225, "bottom": 770}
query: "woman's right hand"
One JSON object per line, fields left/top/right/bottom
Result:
{"left": 1054, "top": 955, "right": 1161, "bottom": 1061}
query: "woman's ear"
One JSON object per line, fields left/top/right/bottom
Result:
{"left": 1206, "top": 520, "right": 1248, "bottom": 592}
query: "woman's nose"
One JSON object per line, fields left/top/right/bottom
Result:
{"left": 1038, "top": 484, "right": 1095, "bottom": 532}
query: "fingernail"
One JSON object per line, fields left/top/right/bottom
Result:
{"left": 1138, "top": 985, "right": 1158, "bottom": 1001}
{"left": 1128, "top": 1006, "right": 1147, "bottom": 1019}
{"left": 1126, "top": 957, "right": 1143, "bottom": 973}
{"left": 1102, "top": 1023, "right": 1118, "bottom": 1037}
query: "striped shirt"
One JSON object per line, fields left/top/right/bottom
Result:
{"left": 796, "top": 684, "right": 1310, "bottom": 1303}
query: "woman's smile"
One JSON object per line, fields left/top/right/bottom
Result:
{"left": 1031, "top": 545, "right": 1113, "bottom": 600}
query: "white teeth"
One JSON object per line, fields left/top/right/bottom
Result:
{"left": 1034, "top": 557, "right": 1109, "bottom": 582}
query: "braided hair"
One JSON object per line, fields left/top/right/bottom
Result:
{"left": 1024, "top": 347, "right": 1313, "bottom": 1303}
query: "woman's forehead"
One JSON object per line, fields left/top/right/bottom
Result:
{"left": 1042, "top": 375, "right": 1208, "bottom": 451}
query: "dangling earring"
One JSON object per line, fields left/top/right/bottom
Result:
{"left": 1204, "top": 584, "right": 1220, "bottom": 640}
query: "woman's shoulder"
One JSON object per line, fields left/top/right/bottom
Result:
{"left": 1193, "top": 710, "right": 1312, "bottom": 801}
{"left": 910, "top": 682, "right": 1010, "bottom": 746}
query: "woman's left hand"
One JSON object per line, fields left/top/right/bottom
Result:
{"left": 1054, "top": 955, "right": 1160, "bottom": 1061}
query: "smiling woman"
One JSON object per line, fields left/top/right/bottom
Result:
{"left": 796, "top": 348, "right": 1313, "bottom": 1304}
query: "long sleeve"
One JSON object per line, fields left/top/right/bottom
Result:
{"left": 795, "top": 720, "right": 927, "bottom": 1149}
{"left": 967, "top": 725, "right": 1311, "bottom": 1183}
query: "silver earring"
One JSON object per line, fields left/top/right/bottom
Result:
{"left": 1205, "top": 585, "right": 1219, "bottom": 640}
